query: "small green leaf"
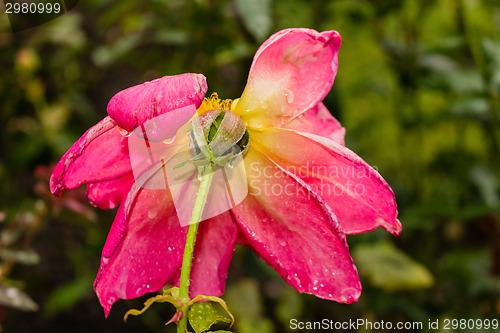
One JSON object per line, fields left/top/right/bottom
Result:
{"left": 124, "top": 292, "right": 181, "bottom": 322}
{"left": 353, "top": 241, "right": 434, "bottom": 291}
{"left": 0, "top": 248, "right": 40, "bottom": 265}
{"left": 0, "top": 285, "right": 38, "bottom": 312}
{"left": 188, "top": 302, "right": 231, "bottom": 333}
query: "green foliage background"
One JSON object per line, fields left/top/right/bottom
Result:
{"left": 0, "top": 0, "right": 499, "bottom": 332}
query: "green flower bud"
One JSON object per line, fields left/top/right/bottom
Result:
{"left": 189, "top": 109, "right": 250, "bottom": 168}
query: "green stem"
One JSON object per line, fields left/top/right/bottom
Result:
{"left": 177, "top": 167, "right": 214, "bottom": 333}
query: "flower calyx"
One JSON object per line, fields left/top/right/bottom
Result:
{"left": 186, "top": 109, "right": 250, "bottom": 173}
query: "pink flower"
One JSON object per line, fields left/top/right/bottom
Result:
{"left": 50, "top": 28, "right": 401, "bottom": 316}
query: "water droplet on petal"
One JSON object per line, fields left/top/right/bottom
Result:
{"left": 340, "top": 295, "right": 347, "bottom": 302}
{"left": 163, "top": 135, "right": 176, "bottom": 144}
{"left": 284, "top": 88, "right": 295, "bottom": 104}
{"left": 148, "top": 208, "right": 158, "bottom": 219}
{"left": 118, "top": 126, "right": 132, "bottom": 137}
{"left": 313, "top": 286, "right": 318, "bottom": 291}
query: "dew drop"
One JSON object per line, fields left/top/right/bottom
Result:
{"left": 118, "top": 126, "right": 132, "bottom": 137}
{"left": 148, "top": 208, "right": 158, "bottom": 219}
{"left": 328, "top": 293, "right": 332, "bottom": 298}
{"left": 146, "top": 284, "right": 150, "bottom": 288}
{"left": 168, "top": 247, "right": 172, "bottom": 251}
{"left": 313, "top": 286, "right": 318, "bottom": 291}
{"left": 163, "top": 135, "right": 176, "bottom": 144}
{"left": 320, "top": 284, "right": 324, "bottom": 287}
{"left": 284, "top": 88, "right": 295, "bottom": 104}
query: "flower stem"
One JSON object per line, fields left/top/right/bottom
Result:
{"left": 177, "top": 167, "right": 214, "bottom": 333}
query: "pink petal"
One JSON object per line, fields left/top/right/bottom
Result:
{"left": 94, "top": 184, "right": 186, "bottom": 317}
{"left": 107, "top": 74, "right": 207, "bottom": 141}
{"left": 283, "top": 102, "right": 346, "bottom": 145}
{"left": 86, "top": 172, "right": 135, "bottom": 210}
{"left": 94, "top": 167, "right": 239, "bottom": 316}
{"left": 190, "top": 211, "right": 239, "bottom": 297}
{"left": 234, "top": 28, "right": 342, "bottom": 129}
{"left": 251, "top": 128, "right": 401, "bottom": 236}
{"left": 232, "top": 148, "right": 361, "bottom": 303}
{"left": 50, "top": 117, "right": 132, "bottom": 196}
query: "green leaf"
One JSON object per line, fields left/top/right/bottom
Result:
{"left": 234, "top": 0, "right": 272, "bottom": 42}
{"left": 0, "top": 285, "right": 38, "bottom": 312}
{"left": 0, "top": 248, "right": 40, "bottom": 265}
{"left": 188, "top": 302, "right": 231, "bottom": 333}
{"left": 124, "top": 290, "right": 181, "bottom": 322}
{"left": 353, "top": 241, "right": 434, "bottom": 291}
{"left": 45, "top": 274, "right": 93, "bottom": 316}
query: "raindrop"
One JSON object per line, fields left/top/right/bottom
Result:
{"left": 328, "top": 293, "right": 332, "bottom": 298}
{"left": 163, "top": 135, "right": 176, "bottom": 144}
{"left": 146, "top": 284, "right": 150, "bottom": 288}
{"left": 313, "top": 286, "right": 318, "bottom": 291}
{"left": 320, "top": 284, "right": 324, "bottom": 287}
{"left": 284, "top": 88, "right": 295, "bottom": 104}
{"left": 118, "top": 126, "right": 132, "bottom": 137}
{"left": 168, "top": 247, "right": 172, "bottom": 251}
{"left": 148, "top": 208, "right": 158, "bottom": 219}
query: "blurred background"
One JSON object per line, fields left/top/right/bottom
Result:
{"left": 1, "top": 0, "right": 499, "bottom": 332}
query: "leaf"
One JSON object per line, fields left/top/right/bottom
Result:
{"left": 234, "top": 0, "right": 272, "bottom": 42}
{"left": 124, "top": 292, "right": 181, "bottom": 322}
{"left": 0, "top": 248, "right": 40, "bottom": 265}
{"left": 353, "top": 241, "right": 434, "bottom": 291}
{"left": 45, "top": 274, "right": 93, "bottom": 316}
{"left": 0, "top": 285, "right": 38, "bottom": 312}
{"left": 187, "top": 302, "right": 231, "bottom": 333}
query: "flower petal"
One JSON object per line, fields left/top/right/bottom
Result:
{"left": 283, "top": 103, "right": 346, "bottom": 145}
{"left": 190, "top": 211, "right": 239, "bottom": 297}
{"left": 232, "top": 148, "right": 361, "bottom": 303}
{"left": 86, "top": 172, "right": 135, "bottom": 210}
{"left": 50, "top": 117, "right": 132, "bottom": 196}
{"left": 234, "top": 28, "right": 341, "bottom": 129}
{"left": 107, "top": 74, "right": 207, "bottom": 141}
{"left": 94, "top": 185, "right": 185, "bottom": 317}
{"left": 94, "top": 166, "right": 239, "bottom": 316}
{"left": 251, "top": 128, "right": 401, "bottom": 236}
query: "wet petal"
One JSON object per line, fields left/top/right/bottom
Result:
{"left": 283, "top": 103, "right": 345, "bottom": 145}
{"left": 94, "top": 165, "right": 239, "bottom": 316}
{"left": 234, "top": 28, "right": 341, "bottom": 129}
{"left": 251, "top": 128, "right": 401, "bottom": 236}
{"left": 107, "top": 74, "right": 207, "bottom": 141}
{"left": 94, "top": 184, "right": 185, "bottom": 317}
{"left": 50, "top": 117, "right": 131, "bottom": 196}
{"left": 86, "top": 172, "right": 135, "bottom": 210}
{"left": 232, "top": 148, "right": 361, "bottom": 303}
{"left": 190, "top": 211, "right": 239, "bottom": 297}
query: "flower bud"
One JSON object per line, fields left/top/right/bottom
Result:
{"left": 189, "top": 109, "right": 249, "bottom": 167}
